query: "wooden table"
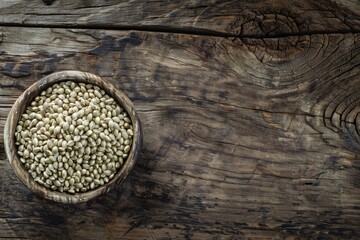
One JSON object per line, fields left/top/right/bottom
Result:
{"left": 1, "top": 0, "right": 360, "bottom": 239}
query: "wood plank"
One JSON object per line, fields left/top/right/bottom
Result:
{"left": 0, "top": 27, "right": 360, "bottom": 238}
{"left": 0, "top": 0, "right": 360, "bottom": 37}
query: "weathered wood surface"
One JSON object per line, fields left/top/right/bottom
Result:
{"left": 1, "top": 0, "right": 360, "bottom": 239}
{"left": 1, "top": 26, "right": 360, "bottom": 239}
{"left": 1, "top": 0, "right": 360, "bottom": 37}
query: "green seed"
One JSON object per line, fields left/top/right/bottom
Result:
{"left": 33, "top": 137, "right": 39, "bottom": 146}
{"left": 35, "top": 114, "right": 42, "bottom": 120}
{"left": 54, "top": 126, "right": 61, "bottom": 135}
{"left": 69, "top": 124, "right": 75, "bottom": 133}
{"left": 67, "top": 140, "right": 75, "bottom": 147}
{"left": 103, "top": 170, "right": 112, "bottom": 176}
{"left": 62, "top": 141, "right": 67, "bottom": 149}
{"left": 62, "top": 170, "right": 67, "bottom": 179}
{"left": 121, "top": 131, "right": 129, "bottom": 139}
{"left": 83, "top": 164, "right": 90, "bottom": 170}
{"left": 74, "top": 176, "right": 80, "bottom": 183}
{"left": 87, "top": 113, "right": 93, "bottom": 121}
{"left": 99, "top": 132, "right": 105, "bottom": 139}
{"left": 52, "top": 146, "right": 58, "bottom": 154}
{"left": 70, "top": 92, "right": 77, "bottom": 98}
{"left": 127, "top": 129, "right": 133, "bottom": 136}
{"left": 54, "top": 180, "right": 61, "bottom": 187}
{"left": 124, "top": 117, "right": 131, "bottom": 123}
{"left": 85, "top": 177, "right": 93, "bottom": 182}
{"left": 63, "top": 122, "right": 69, "bottom": 131}
{"left": 69, "top": 178, "right": 75, "bottom": 186}
{"left": 53, "top": 162, "right": 59, "bottom": 169}
{"left": 23, "top": 149, "right": 30, "bottom": 158}
{"left": 67, "top": 167, "right": 74, "bottom": 176}
{"left": 124, "top": 145, "right": 130, "bottom": 153}
{"left": 94, "top": 90, "right": 102, "bottom": 98}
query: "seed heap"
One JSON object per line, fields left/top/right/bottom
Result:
{"left": 15, "top": 81, "right": 133, "bottom": 194}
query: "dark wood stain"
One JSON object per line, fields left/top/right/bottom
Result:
{"left": 42, "top": 0, "right": 56, "bottom": 6}
{"left": 89, "top": 33, "right": 142, "bottom": 56}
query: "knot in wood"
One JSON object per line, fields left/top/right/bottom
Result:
{"left": 307, "top": 83, "right": 360, "bottom": 152}
{"left": 239, "top": 12, "right": 300, "bottom": 38}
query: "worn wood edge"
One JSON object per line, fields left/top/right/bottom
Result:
{"left": 1, "top": 0, "right": 360, "bottom": 38}
{"left": 3, "top": 70, "right": 142, "bottom": 204}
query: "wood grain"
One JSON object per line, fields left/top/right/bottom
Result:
{"left": 0, "top": 26, "right": 360, "bottom": 238}
{"left": 1, "top": 0, "right": 360, "bottom": 37}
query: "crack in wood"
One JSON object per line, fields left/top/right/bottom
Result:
{"left": 0, "top": 23, "right": 360, "bottom": 39}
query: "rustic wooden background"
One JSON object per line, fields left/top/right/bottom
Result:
{"left": 1, "top": 0, "right": 360, "bottom": 239}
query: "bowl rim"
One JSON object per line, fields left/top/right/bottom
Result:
{"left": 4, "top": 70, "right": 142, "bottom": 204}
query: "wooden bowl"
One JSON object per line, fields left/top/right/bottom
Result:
{"left": 4, "top": 71, "right": 142, "bottom": 204}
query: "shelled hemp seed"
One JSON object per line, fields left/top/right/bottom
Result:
{"left": 15, "top": 81, "right": 134, "bottom": 194}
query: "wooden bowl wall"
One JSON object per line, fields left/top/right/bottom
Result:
{"left": 4, "top": 71, "right": 142, "bottom": 204}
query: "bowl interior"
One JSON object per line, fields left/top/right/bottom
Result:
{"left": 4, "top": 71, "right": 142, "bottom": 204}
